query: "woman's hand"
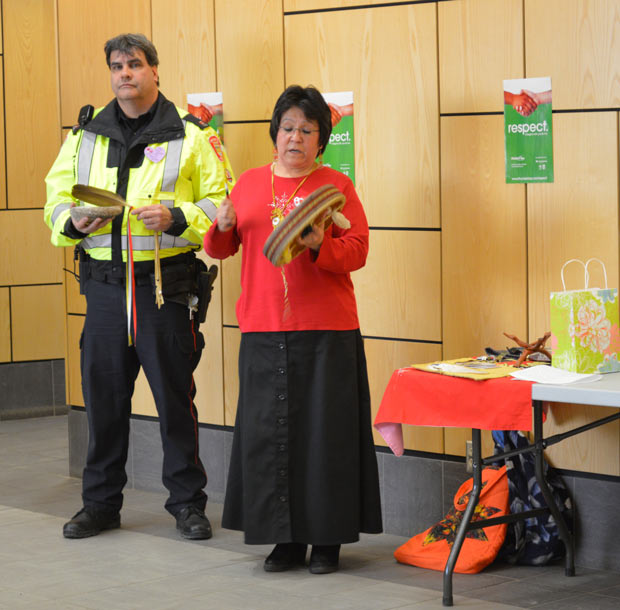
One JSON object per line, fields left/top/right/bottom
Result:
{"left": 297, "top": 213, "right": 327, "bottom": 252}
{"left": 216, "top": 196, "right": 236, "bottom": 232}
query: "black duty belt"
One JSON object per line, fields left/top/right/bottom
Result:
{"left": 83, "top": 251, "right": 196, "bottom": 287}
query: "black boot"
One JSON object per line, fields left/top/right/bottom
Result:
{"left": 63, "top": 507, "right": 120, "bottom": 539}
{"left": 175, "top": 506, "right": 212, "bottom": 540}
{"left": 264, "top": 543, "right": 308, "bottom": 572}
{"left": 309, "top": 544, "right": 340, "bottom": 574}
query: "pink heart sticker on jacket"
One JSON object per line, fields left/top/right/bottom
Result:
{"left": 145, "top": 146, "right": 166, "bottom": 163}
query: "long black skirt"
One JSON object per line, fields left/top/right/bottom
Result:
{"left": 222, "top": 329, "right": 383, "bottom": 545}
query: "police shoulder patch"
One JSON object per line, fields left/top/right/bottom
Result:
{"left": 208, "top": 135, "right": 224, "bottom": 162}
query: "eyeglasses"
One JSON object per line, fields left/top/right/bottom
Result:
{"left": 278, "top": 124, "right": 320, "bottom": 137}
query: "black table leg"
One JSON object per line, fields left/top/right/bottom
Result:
{"left": 443, "top": 428, "right": 482, "bottom": 606}
{"left": 532, "top": 399, "right": 575, "bottom": 576}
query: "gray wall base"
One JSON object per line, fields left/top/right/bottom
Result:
{"left": 0, "top": 360, "right": 66, "bottom": 420}
{"left": 68, "top": 408, "right": 620, "bottom": 571}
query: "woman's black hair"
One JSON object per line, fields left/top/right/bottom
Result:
{"left": 269, "top": 85, "right": 332, "bottom": 155}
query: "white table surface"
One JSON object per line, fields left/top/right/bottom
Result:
{"left": 532, "top": 372, "right": 620, "bottom": 408}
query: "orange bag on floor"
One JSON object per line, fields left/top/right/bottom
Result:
{"left": 394, "top": 465, "right": 509, "bottom": 574}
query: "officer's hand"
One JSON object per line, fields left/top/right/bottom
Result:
{"left": 216, "top": 196, "right": 236, "bottom": 232}
{"left": 132, "top": 204, "right": 173, "bottom": 232}
{"left": 70, "top": 204, "right": 114, "bottom": 234}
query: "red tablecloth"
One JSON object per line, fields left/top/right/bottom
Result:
{"left": 374, "top": 368, "right": 535, "bottom": 456}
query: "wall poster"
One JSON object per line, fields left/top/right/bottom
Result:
{"left": 504, "top": 77, "right": 553, "bottom": 183}
{"left": 187, "top": 92, "right": 224, "bottom": 141}
{"left": 322, "top": 91, "right": 355, "bottom": 185}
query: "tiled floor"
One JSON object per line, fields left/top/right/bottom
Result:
{"left": 1, "top": 415, "right": 618, "bottom": 609}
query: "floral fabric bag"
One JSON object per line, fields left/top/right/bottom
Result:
{"left": 550, "top": 258, "right": 620, "bottom": 374}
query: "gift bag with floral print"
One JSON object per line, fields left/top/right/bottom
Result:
{"left": 550, "top": 258, "right": 620, "bottom": 374}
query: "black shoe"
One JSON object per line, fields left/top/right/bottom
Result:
{"left": 175, "top": 506, "right": 212, "bottom": 540}
{"left": 264, "top": 543, "right": 308, "bottom": 572}
{"left": 63, "top": 507, "right": 120, "bottom": 539}
{"left": 309, "top": 544, "right": 340, "bottom": 574}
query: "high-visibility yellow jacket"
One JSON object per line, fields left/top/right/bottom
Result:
{"left": 44, "top": 93, "right": 235, "bottom": 263}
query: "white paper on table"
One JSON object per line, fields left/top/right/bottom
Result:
{"left": 510, "top": 365, "right": 602, "bottom": 384}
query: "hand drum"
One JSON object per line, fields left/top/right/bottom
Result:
{"left": 262, "top": 184, "right": 346, "bottom": 267}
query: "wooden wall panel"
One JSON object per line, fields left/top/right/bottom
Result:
{"left": 194, "top": 252, "right": 224, "bottom": 425}
{"left": 223, "top": 326, "right": 241, "bottom": 426}
{"left": 0, "top": 210, "right": 63, "bottom": 285}
{"left": 354, "top": 231, "right": 442, "bottom": 341}
{"left": 4, "top": 0, "right": 60, "bottom": 208}
{"left": 12, "top": 285, "right": 64, "bottom": 361}
{"left": 57, "top": 0, "right": 152, "bottom": 125}
{"left": 0, "top": 61, "right": 5, "bottom": 210}
{"left": 0, "top": 289, "right": 10, "bottom": 363}
{"left": 285, "top": 4, "right": 440, "bottom": 228}
{"left": 364, "top": 338, "right": 443, "bottom": 451}
{"left": 131, "top": 370, "right": 155, "bottom": 416}
{"left": 151, "top": 0, "right": 216, "bottom": 109}
{"left": 9, "top": 0, "right": 618, "bottom": 481}
{"left": 439, "top": 0, "right": 524, "bottom": 114}
{"left": 215, "top": 0, "right": 285, "bottom": 121}
{"left": 528, "top": 112, "right": 618, "bottom": 339}
{"left": 222, "top": 255, "right": 242, "bottom": 327}
{"left": 543, "top": 404, "right": 620, "bottom": 476}
{"left": 219, "top": 122, "right": 274, "bottom": 326}
{"left": 66, "top": 315, "right": 84, "bottom": 406}
{"left": 444, "top": 429, "right": 495, "bottom": 460}
{"left": 224, "top": 122, "right": 274, "bottom": 177}
{"left": 527, "top": 112, "right": 619, "bottom": 475}
{"left": 525, "top": 0, "right": 620, "bottom": 109}
{"left": 441, "top": 115, "right": 527, "bottom": 359}
{"left": 65, "top": 248, "right": 86, "bottom": 315}
{"left": 284, "top": 0, "right": 388, "bottom": 10}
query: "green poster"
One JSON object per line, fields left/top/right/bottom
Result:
{"left": 504, "top": 77, "right": 553, "bottom": 183}
{"left": 322, "top": 92, "right": 355, "bottom": 185}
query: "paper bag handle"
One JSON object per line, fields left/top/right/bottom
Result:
{"left": 560, "top": 258, "right": 609, "bottom": 290}
{"left": 560, "top": 259, "right": 587, "bottom": 291}
{"left": 585, "top": 257, "right": 608, "bottom": 289}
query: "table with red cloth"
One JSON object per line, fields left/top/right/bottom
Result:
{"left": 373, "top": 366, "right": 570, "bottom": 607}
{"left": 374, "top": 367, "right": 620, "bottom": 606}
{"left": 374, "top": 367, "right": 535, "bottom": 456}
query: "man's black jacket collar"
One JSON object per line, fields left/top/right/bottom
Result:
{"left": 85, "top": 93, "right": 185, "bottom": 145}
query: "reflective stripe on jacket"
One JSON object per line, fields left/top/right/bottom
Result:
{"left": 44, "top": 95, "right": 235, "bottom": 262}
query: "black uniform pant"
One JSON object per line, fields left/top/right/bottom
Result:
{"left": 80, "top": 278, "right": 207, "bottom": 516}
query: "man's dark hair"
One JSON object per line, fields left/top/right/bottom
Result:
{"left": 104, "top": 33, "right": 159, "bottom": 68}
{"left": 269, "top": 85, "right": 332, "bottom": 155}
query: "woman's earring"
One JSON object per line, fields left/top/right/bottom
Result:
{"left": 273, "top": 147, "right": 278, "bottom": 162}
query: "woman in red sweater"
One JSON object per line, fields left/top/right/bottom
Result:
{"left": 204, "top": 85, "right": 382, "bottom": 574}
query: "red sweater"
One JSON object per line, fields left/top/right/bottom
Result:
{"left": 204, "top": 164, "right": 368, "bottom": 332}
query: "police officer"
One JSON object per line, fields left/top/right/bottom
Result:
{"left": 44, "top": 33, "right": 234, "bottom": 540}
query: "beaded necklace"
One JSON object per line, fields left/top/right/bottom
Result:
{"left": 270, "top": 161, "right": 319, "bottom": 227}
{"left": 269, "top": 161, "right": 320, "bottom": 321}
